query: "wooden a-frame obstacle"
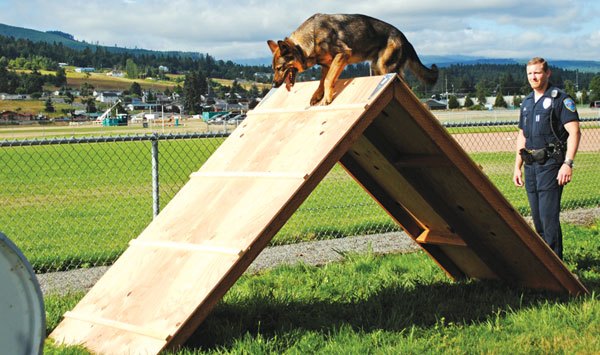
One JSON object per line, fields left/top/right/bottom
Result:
{"left": 50, "top": 74, "right": 588, "bottom": 353}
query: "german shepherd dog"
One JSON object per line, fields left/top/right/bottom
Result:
{"left": 267, "top": 13, "right": 439, "bottom": 105}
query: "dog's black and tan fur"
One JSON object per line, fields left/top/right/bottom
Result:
{"left": 267, "top": 13, "right": 439, "bottom": 105}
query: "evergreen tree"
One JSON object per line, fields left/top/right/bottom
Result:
{"left": 589, "top": 75, "right": 600, "bottom": 102}
{"left": 64, "top": 91, "right": 74, "bottom": 105}
{"left": 80, "top": 82, "right": 95, "bottom": 97}
{"left": 464, "top": 95, "right": 474, "bottom": 108}
{"left": 84, "top": 97, "right": 97, "bottom": 113}
{"left": 448, "top": 95, "right": 459, "bottom": 109}
{"left": 146, "top": 91, "right": 155, "bottom": 103}
{"left": 564, "top": 80, "right": 576, "bottom": 99}
{"left": 0, "top": 57, "right": 8, "bottom": 93}
{"left": 44, "top": 97, "right": 55, "bottom": 113}
{"left": 494, "top": 91, "right": 507, "bottom": 108}
{"left": 475, "top": 81, "right": 489, "bottom": 107}
{"left": 513, "top": 95, "right": 523, "bottom": 108}
{"left": 54, "top": 67, "right": 67, "bottom": 87}
{"left": 581, "top": 89, "right": 589, "bottom": 105}
{"left": 130, "top": 81, "right": 143, "bottom": 97}
{"left": 182, "top": 70, "right": 207, "bottom": 114}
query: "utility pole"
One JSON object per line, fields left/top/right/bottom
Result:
{"left": 445, "top": 75, "right": 449, "bottom": 109}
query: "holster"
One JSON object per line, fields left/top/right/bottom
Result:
{"left": 546, "top": 142, "right": 566, "bottom": 162}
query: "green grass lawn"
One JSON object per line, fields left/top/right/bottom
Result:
{"left": 43, "top": 221, "right": 600, "bottom": 354}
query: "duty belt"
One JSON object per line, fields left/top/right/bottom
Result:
{"left": 520, "top": 148, "right": 548, "bottom": 165}
{"left": 520, "top": 142, "right": 566, "bottom": 165}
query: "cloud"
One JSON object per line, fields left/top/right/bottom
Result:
{"left": 0, "top": 0, "right": 598, "bottom": 61}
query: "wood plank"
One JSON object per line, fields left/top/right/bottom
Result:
{"left": 63, "top": 311, "right": 170, "bottom": 341}
{"left": 250, "top": 102, "right": 369, "bottom": 115}
{"left": 128, "top": 239, "right": 244, "bottom": 256}
{"left": 190, "top": 171, "right": 309, "bottom": 180}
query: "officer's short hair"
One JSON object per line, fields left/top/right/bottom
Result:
{"left": 527, "top": 57, "right": 549, "bottom": 72}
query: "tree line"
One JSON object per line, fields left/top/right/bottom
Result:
{"left": 0, "top": 34, "right": 270, "bottom": 82}
{"left": 1, "top": 33, "right": 600, "bottom": 107}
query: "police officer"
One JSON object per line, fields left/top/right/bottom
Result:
{"left": 513, "top": 57, "right": 581, "bottom": 259}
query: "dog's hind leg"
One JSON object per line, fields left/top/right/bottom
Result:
{"left": 373, "top": 39, "right": 409, "bottom": 78}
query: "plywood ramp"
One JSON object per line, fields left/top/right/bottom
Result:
{"left": 50, "top": 74, "right": 587, "bottom": 354}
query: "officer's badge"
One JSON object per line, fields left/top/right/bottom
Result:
{"left": 543, "top": 97, "right": 552, "bottom": 109}
{"left": 563, "top": 98, "right": 577, "bottom": 112}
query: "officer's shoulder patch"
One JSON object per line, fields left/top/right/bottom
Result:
{"left": 563, "top": 98, "right": 577, "bottom": 112}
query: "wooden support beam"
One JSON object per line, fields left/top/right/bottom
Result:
{"left": 416, "top": 229, "right": 467, "bottom": 247}
{"left": 339, "top": 153, "right": 424, "bottom": 238}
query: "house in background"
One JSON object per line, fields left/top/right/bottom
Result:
{"left": 75, "top": 67, "right": 95, "bottom": 73}
{"left": 95, "top": 91, "right": 121, "bottom": 104}
{"left": 106, "top": 70, "right": 125, "bottom": 78}
{"left": 0, "top": 110, "right": 35, "bottom": 123}
{"left": 0, "top": 93, "right": 31, "bottom": 100}
{"left": 126, "top": 98, "right": 159, "bottom": 111}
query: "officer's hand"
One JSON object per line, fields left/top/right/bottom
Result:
{"left": 557, "top": 164, "right": 572, "bottom": 186}
{"left": 513, "top": 167, "right": 524, "bottom": 187}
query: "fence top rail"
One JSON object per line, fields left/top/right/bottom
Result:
{"left": 0, "top": 132, "right": 230, "bottom": 148}
{"left": 442, "top": 117, "right": 599, "bottom": 129}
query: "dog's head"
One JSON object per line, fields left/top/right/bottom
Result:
{"left": 267, "top": 38, "right": 304, "bottom": 91}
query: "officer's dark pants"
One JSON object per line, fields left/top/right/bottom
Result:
{"left": 524, "top": 161, "right": 564, "bottom": 259}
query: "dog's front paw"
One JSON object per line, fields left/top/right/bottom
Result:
{"left": 310, "top": 91, "right": 324, "bottom": 106}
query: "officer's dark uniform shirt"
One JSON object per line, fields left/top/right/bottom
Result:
{"left": 519, "top": 85, "right": 579, "bottom": 150}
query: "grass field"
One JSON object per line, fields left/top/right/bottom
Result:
{"left": 66, "top": 70, "right": 177, "bottom": 91}
{"left": 43, "top": 221, "right": 600, "bottom": 353}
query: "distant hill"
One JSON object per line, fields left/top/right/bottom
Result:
{"left": 0, "top": 23, "right": 81, "bottom": 47}
{"left": 2, "top": 22, "right": 600, "bottom": 73}
{"left": 0, "top": 22, "right": 202, "bottom": 59}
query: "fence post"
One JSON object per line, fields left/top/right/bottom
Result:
{"left": 151, "top": 135, "right": 160, "bottom": 218}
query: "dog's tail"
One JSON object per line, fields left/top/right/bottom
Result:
{"left": 405, "top": 42, "right": 439, "bottom": 86}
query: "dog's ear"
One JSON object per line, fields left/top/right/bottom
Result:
{"left": 267, "top": 40, "right": 279, "bottom": 54}
{"left": 278, "top": 39, "right": 294, "bottom": 56}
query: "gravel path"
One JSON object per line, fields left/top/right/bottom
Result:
{"left": 37, "top": 231, "right": 419, "bottom": 296}
{"left": 36, "top": 207, "right": 600, "bottom": 296}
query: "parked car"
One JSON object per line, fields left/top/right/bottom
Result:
{"left": 591, "top": 101, "right": 600, "bottom": 108}
{"left": 227, "top": 114, "right": 246, "bottom": 124}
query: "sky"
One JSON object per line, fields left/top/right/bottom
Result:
{"left": 0, "top": 0, "right": 599, "bottom": 63}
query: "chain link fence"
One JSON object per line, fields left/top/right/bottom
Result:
{"left": 1, "top": 118, "right": 599, "bottom": 273}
